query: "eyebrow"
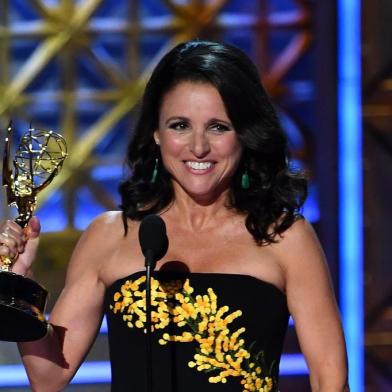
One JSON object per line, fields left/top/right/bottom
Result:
{"left": 165, "top": 116, "right": 232, "bottom": 127}
{"left": 165, "top": 116, "right": 189, "bottom": 125}
{"left": 207, "top": 118, "right": 232, "bottom": 126}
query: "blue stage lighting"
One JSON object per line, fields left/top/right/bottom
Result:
{"left": 338, "top": 0, "right": 364, "bottom": 391}
{"left": 0, "top": 353, "right": 308, "bottom": 387}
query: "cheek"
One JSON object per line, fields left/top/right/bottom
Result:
{"left": 160, "top": 136, "right": 185, "bottom": 159}
{"left": 215, "top": 137, "right": 242, "bottom": 158}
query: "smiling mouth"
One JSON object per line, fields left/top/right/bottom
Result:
{"left": 184, "top": 161, "right": 215, "bottom": 170}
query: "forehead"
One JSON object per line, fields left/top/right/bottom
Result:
{"left": 159, "top": 81, "right": 228, "bottom": 118}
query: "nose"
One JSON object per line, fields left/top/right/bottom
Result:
{"left": 189, "top": 130, "right": 211, "bottom": 158}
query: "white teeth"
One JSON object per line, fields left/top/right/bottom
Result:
{"left": 185, "top": 161, "right": 213, "bottom": 170}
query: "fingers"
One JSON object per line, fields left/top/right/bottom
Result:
{"left": 25, "top": 216, "right": 41, "bottom": 239}
{"left": 0, "top": 246, "right": 19, "bottom": 263}
{"left": 0, "top": 220, "right": 25, "bottom": 259}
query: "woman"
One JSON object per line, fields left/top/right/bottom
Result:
{"left": 0, "top": 41, "right": 348, "bottom": 391}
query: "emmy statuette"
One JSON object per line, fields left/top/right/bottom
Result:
{"left": 0, "top": 123, "right": 67, "bottom": 342}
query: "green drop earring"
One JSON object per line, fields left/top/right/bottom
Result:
{"left": 150, "top": 157, "right": 158, "bottom": 183}
{"left": 241, "top": 170, "right": 250, "bottom": 189}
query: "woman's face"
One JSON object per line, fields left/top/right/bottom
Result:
{"left": 154, "top": 81, "right": 242, "bottom": 202}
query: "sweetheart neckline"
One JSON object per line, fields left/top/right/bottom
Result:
{"left": 106, "top": 270, "right": 286, "bottom": 297}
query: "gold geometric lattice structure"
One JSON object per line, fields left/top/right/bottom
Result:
{"left": 0, "top": 0, "right": 314, "bottom": 275}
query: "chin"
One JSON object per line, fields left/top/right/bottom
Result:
{"left": 173, "top": 175, "right": 231, "bottom": 201}
{"left": 183, "top": 184, "right": 229, "bottom": 203}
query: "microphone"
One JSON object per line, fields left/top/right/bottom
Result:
{"left": 138, "top": 214, "right": 168, "bottom": 392}
{"left": 138, "top": 214, "right": 168, "bottom": 269}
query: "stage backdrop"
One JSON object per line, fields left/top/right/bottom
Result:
{"left": 0, "top": 0, "right": 364, "bottom": 391}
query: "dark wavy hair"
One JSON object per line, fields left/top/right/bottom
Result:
{"left": 119, "top": 40, "right": 307, "bottom": 244}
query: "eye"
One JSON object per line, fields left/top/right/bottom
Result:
{"left": 210, "top": 122, "right": 231, "bottom": 133}
{"left": 169, "top": 121, "right": 189, "bottom": 131}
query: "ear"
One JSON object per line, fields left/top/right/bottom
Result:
{"left": 153, "top": 131, "right": 160, "bottom": 145}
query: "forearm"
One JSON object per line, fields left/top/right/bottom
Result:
{"left": 311, "top": 384, "right": 349, "bottom": 392}
{"left": 18, "top": 324, "right": 74, "bottom": 391}
{"left": 310, "top": 372, "right": 349, "bottom": 392}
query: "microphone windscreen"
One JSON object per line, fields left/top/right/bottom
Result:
{"left": 138, "top": 214, "right": 169, "bottom": 264}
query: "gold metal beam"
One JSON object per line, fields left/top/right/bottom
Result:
{"left": 1, "top": 0, "right": 314, "bottom": 229}
{"left": 0, "top": 0, "right": 103, "bottom": 116}
{"left": 37, "top": 36, "right": 185, "bottom": 207}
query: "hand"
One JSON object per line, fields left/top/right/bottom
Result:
{"left": 0, "top": 216, "right": 41, "bottom": 276}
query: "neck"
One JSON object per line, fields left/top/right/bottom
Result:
{"left": 166, "top": 185, "right": 234, "bottom": 231}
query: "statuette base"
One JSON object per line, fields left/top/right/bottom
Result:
{"left": 0, "top": 271, "right": 48, "bottom": 342}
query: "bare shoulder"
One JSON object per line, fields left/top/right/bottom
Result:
{"left": 271, "top": 218, "right": 324, "bottom": 273}
{"left": 65, "top": 211, "right": 131, "bottom": 280}
{"left": 278, "top": 217, "right": 318, "bottom": 247}
{"left": 85, "top": 210, "right": 124, "bottom": 237}
{"left": 80, "top": 210, "right": 138, "bottom": 245}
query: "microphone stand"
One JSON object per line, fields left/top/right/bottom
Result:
{"left": 139, "top": 214, "right": 168, "bottom": 392}
{"left": 145, "top": 250, "right": 155, "bottom": 392}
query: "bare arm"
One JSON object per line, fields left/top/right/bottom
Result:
{"left": 13, "top": 212, "right": 121, "bottom": 391}
{"left": 273, "top": 219, "right": 349, "bottom": 391}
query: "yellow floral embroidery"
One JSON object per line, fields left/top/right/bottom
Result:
{"left": 111, "top": 276, "right": 274, "bottom": 392}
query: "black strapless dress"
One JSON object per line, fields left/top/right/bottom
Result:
{"left": 104, "top": 271, "right": 289, "bottom": 392}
